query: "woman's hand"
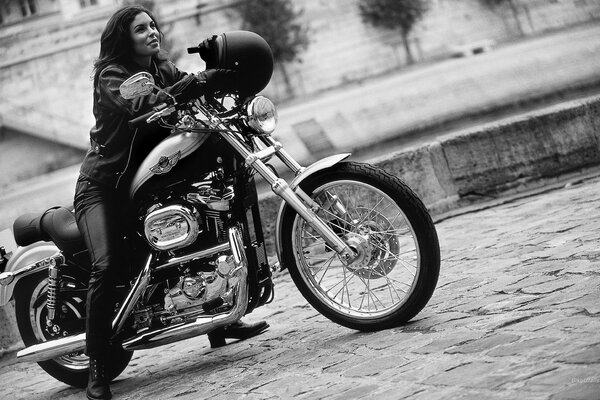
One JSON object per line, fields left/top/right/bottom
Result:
{"left": 196, "top": 69, "right": 239, "bottom": 94}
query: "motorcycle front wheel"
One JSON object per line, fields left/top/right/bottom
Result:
{"left": 14, "top": 270, "right": 133, "bottom": 388}
{"left": 280, "top": 162, "right": 440, "bottom": 331}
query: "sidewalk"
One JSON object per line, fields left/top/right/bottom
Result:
{"left": 1, "top": 172, "right": 598, "bottom": 399}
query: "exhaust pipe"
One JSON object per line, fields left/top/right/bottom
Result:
{"left": 17, "top": 333, "right": 86, "bottom": 363}
{"left": 16, "top": 227, "right": 246, "bottom": 362}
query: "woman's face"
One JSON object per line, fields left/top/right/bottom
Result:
{"left": 129, "top": 12, "right": 160, "bottom": 62}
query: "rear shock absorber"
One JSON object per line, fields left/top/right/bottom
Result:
{"left": 46, "top": 263, "right": 60, "bottom": 323}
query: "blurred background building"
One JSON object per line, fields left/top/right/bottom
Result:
{"left": 1, "top": 0, "right": 599, "bottom": 188}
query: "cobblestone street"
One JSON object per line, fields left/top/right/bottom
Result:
{"left": 1, "top": 175, "right": 599, "bottom": 400}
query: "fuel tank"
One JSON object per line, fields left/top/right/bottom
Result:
{"left": 129, "top": 131, "right": 209, "bottom": 199}
{"left": 128, "top": 131, "right": 234, "bottom": 200}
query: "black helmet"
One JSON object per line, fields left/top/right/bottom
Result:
{"left": 189, "top": 31, "right": 274, "bottom": 96}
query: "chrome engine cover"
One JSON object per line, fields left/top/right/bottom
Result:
{"left": 164, "top": 269, "right": 228, "bottom": 314}
{"left": 144, "top": 204, "right": 200, "bottom": 251}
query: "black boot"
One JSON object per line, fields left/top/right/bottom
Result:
{"left": 208, "top": 320, "right": 269, "bottom": 348}
{"left": 86, "top": 357, "right": 112, "bottom": 400}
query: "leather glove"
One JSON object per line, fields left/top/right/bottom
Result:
{"left": 196, "top": 69, "right": 239, "bottom": 94}
{"left": 198, "top": 36, "right": 218, "bottom": 66}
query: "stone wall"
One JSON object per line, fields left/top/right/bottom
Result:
{"left": 1, "top": 0, "right": 599, "bottom": 151}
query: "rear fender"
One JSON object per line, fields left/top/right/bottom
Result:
{"left": 0, "top": 242, "right": 60, "bottom": 306}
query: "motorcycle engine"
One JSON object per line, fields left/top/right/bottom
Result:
{"left": 142, "top": 183, "right": 234, "bottom": 251}
{"left": 164, "top": 268, "right": 227, "bottom": 314}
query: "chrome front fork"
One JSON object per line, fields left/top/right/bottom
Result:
{"left": 219, "top": 131, "right": 357, "bottom": 265}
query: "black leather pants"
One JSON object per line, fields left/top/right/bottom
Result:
{"left": 73, "top": 176, "right": 128, "bottom": 357}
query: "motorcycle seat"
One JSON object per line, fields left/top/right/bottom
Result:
{"left": 13, "top": 207, "right": 86, "bottom": 255}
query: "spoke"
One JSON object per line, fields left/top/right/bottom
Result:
{"left": 356, "top": 197, "right": 392, "bottom": 226}
{"left": 329, "top": 266, "right": 359, "bottom": 298}
{"left": 313, "top": 255, "right": 335, "bottom": 285}
{"left": 384, "top": 278, "right": 412, "bottom": 303}
{"left": 372, "top": 226, "right": 411, "bottom": 236}
{"left": 357, "top": 274, "right": 386, "bottom": 310}
{"left": 315, "top": 254, "right": 337, "bottom": 286}
{"left": 306, "top": 256, "right": 335, "bottom": 263}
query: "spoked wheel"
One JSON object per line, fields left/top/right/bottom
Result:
{"left": 280, "top": 162, "right": 440, "bottom": 330}
{"left": 14, "top": 270, "right": 133, "bottom": 388}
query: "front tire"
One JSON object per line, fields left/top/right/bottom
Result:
{"left": 14, "top": 270, "right": 132, "bottom": 388}
{"left": 280, "top": 162, "right": 440, "bottom": 331}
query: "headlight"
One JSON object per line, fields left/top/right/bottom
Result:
{"left": 245, "top": 96, "right": 277, "bottom": 134}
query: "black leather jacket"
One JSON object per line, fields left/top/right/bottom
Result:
{"left": 79, "top": 58, "right": 203, "bottom": 190}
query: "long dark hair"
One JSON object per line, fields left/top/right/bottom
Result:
{"left": 93, "top": 5, "right": 164, "bottom": 87}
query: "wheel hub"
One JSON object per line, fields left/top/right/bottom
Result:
{"left": 343, "top": 220, "right": 396, "bottom": 279}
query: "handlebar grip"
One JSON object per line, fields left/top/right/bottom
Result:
{"left": 128, "top": 109, "right": 156, "bottom": 128}
{"left": 187, "top": 46, "right": 200, "bottom": 54}
{"left": 128, "top": 103, "right": 168, "bottom": 128}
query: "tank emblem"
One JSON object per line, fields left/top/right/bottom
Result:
{"left": 149, "top": 151, "right": 181, "bottom": 175}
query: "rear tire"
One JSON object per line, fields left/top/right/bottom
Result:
{"left": 280, "top": 162, "right": 440, "bottom": 331}
{"left": 14, "top": 270, "right": 132, "bottom": 388}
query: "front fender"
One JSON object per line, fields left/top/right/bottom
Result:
{"left": 273, "top": 153, "right": 350, "bottom": 269}
{"left": 0, "top": 241, "right": 60, "bottom": 306}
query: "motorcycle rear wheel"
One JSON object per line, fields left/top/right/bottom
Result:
{"left": 14, "top": 270, "right": 133, "bottom": 388}
{"left": 280, "top": 162, "right": 440, "bottom": 331}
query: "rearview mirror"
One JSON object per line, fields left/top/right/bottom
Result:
{"left": 119, "top": 72, "right": 155, "bottom": 99}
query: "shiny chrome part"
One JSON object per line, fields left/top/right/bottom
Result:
{"left": 0, "top": 243, "right": 60, "bottom": 306}
{"left": 164, "top": 274, "right": 207, "bottom": 313}
{"left": 288, "top": 153, "right": 351, "bottom": 190}
{"left": 244, "top": 141, "right": 282, "bottom": 166}
{"left": 290, "top": 180, "right": 420, "bottom": 319}
{"left": 274, "top": 153, "right": 352, "bottom": 266}
{"left": 187, "top": 184, "right": 233, "bottom": 211}
{"left": 0, "top": 272, "right": 14, "bottom": 286}
{"left": 119, "top": 72, "right": 154, "bottom": 99}
{"left": 228, "top": 225, "right": 247, "bottom": 269}
{"left": 46, "top": 264, "right": 60, "bottom": 321}
{"left": 216, "top": 254, "right": 235, "bottom": 277}
{"left": 181, "top": 275, "right": 206, "bottom": 299}
{"left": 154, "top": 242, "right": 230, "bottom": 272}
{"left": 144, "top": 204, "right": 200, "bottom": 251}
{"left": 0, "top": 253, "right": 63, "bottom": 289}
{"left": 16, "top": 332, "right": 87, "bottom": 363}
{"left": 121, "top": 226, "right": 248, "bottom": 351}
{"left": 113, "top": 255, "right": 153, "bottom": 334}
{"left": 272, "top": 177, "right": 355, "bottom": 264}
{"left": 258, "top": 135, "right": 303, "bottom": 174}
{"left": 245, "top": 96, "right": 278, "bottom": 134}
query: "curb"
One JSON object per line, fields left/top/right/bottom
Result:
{"left": 258, "top": 94, "right": 600, "bottom": 249}
{"left": 361, "top": 94, "right": 600, "bottom": 214}
{"left": 2, "top": 95, "right": 599, "bottom": 357}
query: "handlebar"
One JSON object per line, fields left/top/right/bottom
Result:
{"left": 128, "top": 103, "right": 169, "bottom": 129}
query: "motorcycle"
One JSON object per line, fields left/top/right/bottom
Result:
{"left": 0, "top": 31, "right": 440, "bottom": 388}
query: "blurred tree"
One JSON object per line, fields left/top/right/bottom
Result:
{"left": 235, "top": 0, "right": 309, "bottom": 98}
{"left": 358, "top": 0, "right": 428, "bottom": 65}
{"left": 122, "top": 0, "right": 182, "bottom": 62}
{"left": 479, "top": 0, "right": 525, "bottom": 37}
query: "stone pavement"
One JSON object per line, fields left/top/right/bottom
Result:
{"left": 1, "top": 175, "right": 599, "bottom": 400}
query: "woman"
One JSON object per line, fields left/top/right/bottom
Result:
{"left": 75, "top": 6, "right": 267, "bottom": 400}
